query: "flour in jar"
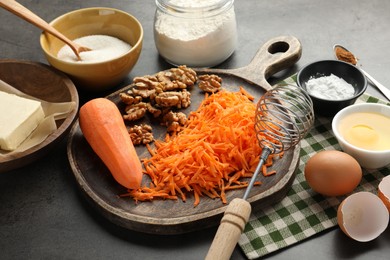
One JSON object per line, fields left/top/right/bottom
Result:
{"left": 154, "top": 0, "right": 237, "bottom": 67}
{"left": 305, "top": 74, "right": 355, "bottom": 100}
{"left": 57, "top": 35, "right": 132, "bottom": 63}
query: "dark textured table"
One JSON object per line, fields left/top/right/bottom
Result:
{"left": 1, "top": 1, "right": 390, "bottom": 259}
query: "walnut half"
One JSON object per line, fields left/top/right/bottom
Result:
{"left": 128, "top": 124, "right": 154, "bottom": 145}
{"left": 123, "top": 102, "right": 148, "bottom": 121}
{"left": 155, "top": 90, "right": 191, "bottom": 109}
{"left": 198, "top": 74, "right": 222, "bottom": 93}
{"left": 119, "top": 92, "right": 142, "bottom": 106}
{"left": 161, "top": 111, "right": 187, "bottom": 133}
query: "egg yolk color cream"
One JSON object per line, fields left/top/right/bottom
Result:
{"left": 338, "top": 112, "right": 390, "bottom": 151}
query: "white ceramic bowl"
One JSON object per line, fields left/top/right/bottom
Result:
{"left": 332, "top": 103, "right": 390, "bottom": 169}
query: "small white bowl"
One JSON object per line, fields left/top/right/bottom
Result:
{"left": 332, "top": 103, "right": 390, "bottom": 169}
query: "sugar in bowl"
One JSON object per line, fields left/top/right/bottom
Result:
{"left": 153, "top": 0, "right": 237, "bottom": 68}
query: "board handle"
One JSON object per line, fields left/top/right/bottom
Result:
{"left": 205, "top": 198, "right": 252, "bottom": 260}
{"left": 228, "top": 35, "right": 302, "bottom": 90}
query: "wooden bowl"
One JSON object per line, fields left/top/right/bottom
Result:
{"left": 0, "top": 60, "right": 79, "bottom": 173}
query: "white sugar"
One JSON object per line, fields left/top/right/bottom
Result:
{"left": 57, "top": 35, "right": 132, "bottom": 63}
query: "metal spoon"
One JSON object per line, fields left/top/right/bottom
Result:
{"left": 333, "top": 44, "right": 390, "bottom": 101}
{"left": 0, "top": 0, "right": 91, "bottom": 61}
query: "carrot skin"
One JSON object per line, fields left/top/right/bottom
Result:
{"left": 79, "top": 98, "right": 143, "bottom": 189}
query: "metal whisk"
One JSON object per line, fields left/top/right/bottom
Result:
{"left": 206, "top": 84, "right": 314, "bottom": 260}
{"left": 244, "top": 84, "right": 314, "bottom": 199}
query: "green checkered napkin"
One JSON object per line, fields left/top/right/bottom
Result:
{"left": 238, "top": 77, "right": 390, "bottom": 259}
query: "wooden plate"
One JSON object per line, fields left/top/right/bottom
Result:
{"left": 68, "top": 36, "right": 302, "bottom": 234}
{"left": 0, "top": 60, "right": 79, "bottom": 173}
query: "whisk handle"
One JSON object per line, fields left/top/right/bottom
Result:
{"left": 205, "top": 198, "right": 251, "bottom": 260}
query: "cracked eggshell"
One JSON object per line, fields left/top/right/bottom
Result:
{"left": 378, "top": 175, "right": 390, "bottom": 212}
{"left": 337, "top": 191, "right": 389, "bottom": 242}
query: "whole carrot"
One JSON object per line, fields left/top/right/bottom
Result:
{"left": 79, "top": 98, "right": 143, "bottom": 189}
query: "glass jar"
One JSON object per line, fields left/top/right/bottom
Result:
{"left": 154, "top": 0, "right": 237, "bottom": 68}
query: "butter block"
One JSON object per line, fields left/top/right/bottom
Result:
{"left": 0, "top": 91, "right": 45, "bottom": 151}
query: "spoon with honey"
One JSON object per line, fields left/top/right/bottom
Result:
{"left": 0, "top": 0, "right": 91, "bottom": 60}
{"left": 333, "top": 44, "right": 390, "bottom": 101}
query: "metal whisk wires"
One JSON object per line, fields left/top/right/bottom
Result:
{"left": 255, "top": 84, "right": 314, "bottom": 153}
{"left": 243, "top": 84, "right": 314, "bottom": 200}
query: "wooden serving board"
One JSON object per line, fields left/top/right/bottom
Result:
{"left": 67, "top": 36, "right": 302, "bottom": 234}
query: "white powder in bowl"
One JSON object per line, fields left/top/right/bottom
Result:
{"left": 57, "top": 35, "right": 132, "bottom": 63}
{"left": 154, "top": 0, "right": 237, "bottom": 67}
{"left": 306, "top": 74, "right": 355, "bottom": 100}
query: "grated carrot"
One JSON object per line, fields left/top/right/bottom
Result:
{"left": 125, "top": 87, "right": 280, "bottom": 206}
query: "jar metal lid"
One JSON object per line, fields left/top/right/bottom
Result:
{"left": 155, "top": 0, "right": 234, "bottom": 18}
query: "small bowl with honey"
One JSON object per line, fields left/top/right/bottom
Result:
{"left": 297, "top": 60, "right": 367, "bottom": 117}
{"left": 332, "top": 103, "right": 390, "bottom": 169}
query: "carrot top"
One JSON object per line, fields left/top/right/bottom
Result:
{"left": 123, "top": 87, "right": 280, "bottom": 206}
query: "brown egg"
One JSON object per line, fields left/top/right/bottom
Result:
{"left": 304, "top": 150, "right": 362, "bottom": 196}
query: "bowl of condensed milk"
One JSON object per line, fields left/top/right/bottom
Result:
{"left": 332, "top": 103, "right": 390, "bottom": 169}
